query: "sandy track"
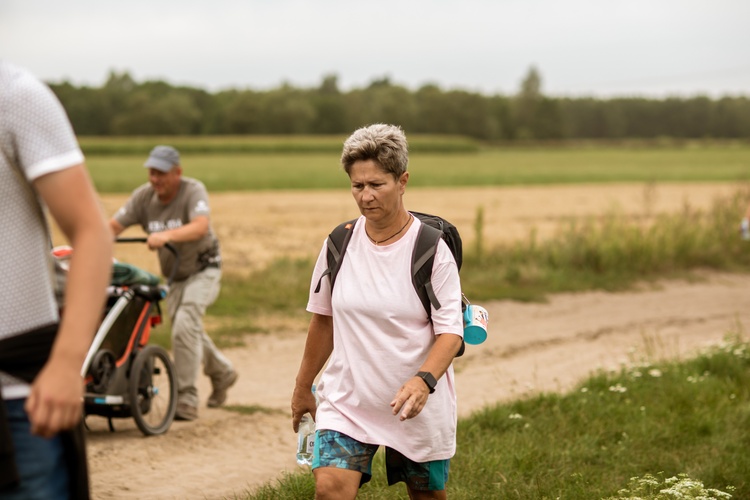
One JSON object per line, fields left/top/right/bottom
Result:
{"left": 85, "top": 183, "right": 749, "bottom": 499}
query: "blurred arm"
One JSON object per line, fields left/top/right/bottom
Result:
{"left": 109, "top": 218, "right": 125, "bottom": 237}
{"left": 26, "top": 164, "right": 113, "bottom": 437}
{"left": 146, "top": 215, "right": 209, "bottom": 249}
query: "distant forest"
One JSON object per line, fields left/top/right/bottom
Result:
{"left": 49, "top": 68, "right": 750, "bottom": 141}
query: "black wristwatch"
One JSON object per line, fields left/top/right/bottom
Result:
{"left": 416, "top": 371, "right": 437, "bottom": 394}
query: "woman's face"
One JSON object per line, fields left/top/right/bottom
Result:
{"left": 349, "top": 159, "right": 408, "bottom": 223}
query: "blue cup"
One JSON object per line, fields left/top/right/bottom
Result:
{"left": 463, "top": 304, "right": 488, "bottom": 345}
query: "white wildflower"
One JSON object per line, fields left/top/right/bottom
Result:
{"left": 606, "top": 472, "right": 735, "bottom": 500}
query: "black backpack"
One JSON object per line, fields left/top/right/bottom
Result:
{"left": 314, "top": 211, "right": 466, "bottom": 356}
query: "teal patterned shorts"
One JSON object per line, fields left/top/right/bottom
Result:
{"left": 312, "top": 429, "right": 450, "bottom": 491}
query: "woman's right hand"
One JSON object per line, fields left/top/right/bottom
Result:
{"left": 291, "top": 384, "right": 318, "bottom": 432}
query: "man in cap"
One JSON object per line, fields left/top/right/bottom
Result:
{"left": 109, "top": 145, "right": 237, "bottom": 421}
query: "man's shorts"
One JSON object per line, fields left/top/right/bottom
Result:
{"left": 312, "top": 429, "right": 450, "bottom": 491}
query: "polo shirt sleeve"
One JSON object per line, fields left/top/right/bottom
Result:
{"left": 113, "top": 185, "right": 149, "bottom": 230}
{"left": 187, "top": 181, "right": 211, "bottom": 220}
{"left": 9, "top": 68, "right": 84, "bottom": 181}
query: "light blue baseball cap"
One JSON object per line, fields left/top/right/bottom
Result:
{"left": 144, "top": 145, "right": 180, "bottom": 172}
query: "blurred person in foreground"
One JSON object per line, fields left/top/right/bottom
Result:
{"left": 0, "top": 61, "right": 112, "bottom": 500}
{"left": 291, "top": 124, "right": 464, "bottom": 499}
{"left": 109, "top": 146, "right": 237, "bottom": 421}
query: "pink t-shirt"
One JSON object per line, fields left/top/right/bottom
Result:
{"left": 307, "top": 216, "right": 463, "bottom": 462}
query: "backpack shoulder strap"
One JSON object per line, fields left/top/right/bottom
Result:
{"left": 412, "top": 220, "right": 467, "bottom": 357}
{"left": 411, "top": 222, "right": 443, "bottom": 318}
{"left": 314, "top": 218, "right": 358, "bottom": 294}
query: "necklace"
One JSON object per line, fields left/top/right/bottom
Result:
{"left": 365, "top": 214, "right": 413, "bottom": 245}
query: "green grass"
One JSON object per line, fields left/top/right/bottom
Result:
{"left": 222, "top": 404, "right": 285, "bottom": 417}
{"left": 146, "top": 258, "right": 313, "bottom": 349}
{"left": 210, "top": 258, "right": 314, "bottom": 317}
{"left": 461, "top": 187, "right": 750, "bottom": 302}
{"left": 86, "top": 142, "right": 750, "bottom": 193}
{"left": 78, "top": 134, "right": 481, "bottom": 156}
{"left": 236, "top": 336, "right": 749, "bottom": 499}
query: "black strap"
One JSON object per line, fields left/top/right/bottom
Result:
{"left": 0, "top": 324, "right": 90, "bottom": 498}
{"left": 411, "top": 223, "right": 466, "bottom": 357}
{"left": 0, "top": 324, "right": 57, "bottom": 491}
{"left": 412, "top": 223, "right": 443, "bottom": 317}
{"left": 314, "top": 218, "right": 357, "bottom": 294}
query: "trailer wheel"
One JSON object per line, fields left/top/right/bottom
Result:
{"left": 129, "top": 345, "right": 177, "bottom": 436}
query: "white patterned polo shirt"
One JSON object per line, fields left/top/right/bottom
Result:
{"left": 0, "top": 61, "right": 85, "bottom": 398}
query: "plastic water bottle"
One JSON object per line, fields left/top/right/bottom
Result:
{"left": 296, "top": 385, "right": 317, "bottom": 466}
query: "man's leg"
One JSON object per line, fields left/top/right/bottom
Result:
{"left": 197, "top": 268, "right": 233, "bottom": 380}
{"left": 167, "top": 279, "right": 201, "bottom": 418}
{"left": 2, "top": 398, "right": 69, "bottom": 500}
{"left": 170, "top": 268, "right": 234, "bottom": 413}
{"left": 203, "top": 326, "right": 237, "bottom": 408}
{"left": 189, "top": 268, "right": 236, "bottom": 404}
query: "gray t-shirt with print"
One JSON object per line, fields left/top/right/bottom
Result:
{"left": 114, "top": 177, "right": 221, "bottom": 281}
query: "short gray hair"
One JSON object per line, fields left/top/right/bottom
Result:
{"left": 340, "top": 124, "right": 409, "bottom": 179}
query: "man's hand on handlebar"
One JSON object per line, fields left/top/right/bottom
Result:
{"left": 146, "top": 232, "right": 171, "bottom": 250}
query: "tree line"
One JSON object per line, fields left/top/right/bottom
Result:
{"left": 49, "top": 67, "right": 750, "bottom": 141}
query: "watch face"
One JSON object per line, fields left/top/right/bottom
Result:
{"left": 418, "top": 371, "right": 436, "bottom": 392}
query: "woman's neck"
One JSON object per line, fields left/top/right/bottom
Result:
{"left": 365, "top": 211, "right": 413, "bottom": 245}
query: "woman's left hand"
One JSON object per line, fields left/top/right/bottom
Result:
{"left": 390, "top": 377, "right": 430, "bottom": 421}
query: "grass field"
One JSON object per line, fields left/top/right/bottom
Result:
{"left": 245, "top": 336, "right": 748, "bottom": 499}
{"left": 78, "top": 134, "right": 481, "bottom": 156}
{"left": 84, "top": 141, "right": 750, "bottom": 193}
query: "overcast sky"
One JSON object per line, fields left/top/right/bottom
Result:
{"left": 2, "top": 0, "right": 749, "bottom": 98}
